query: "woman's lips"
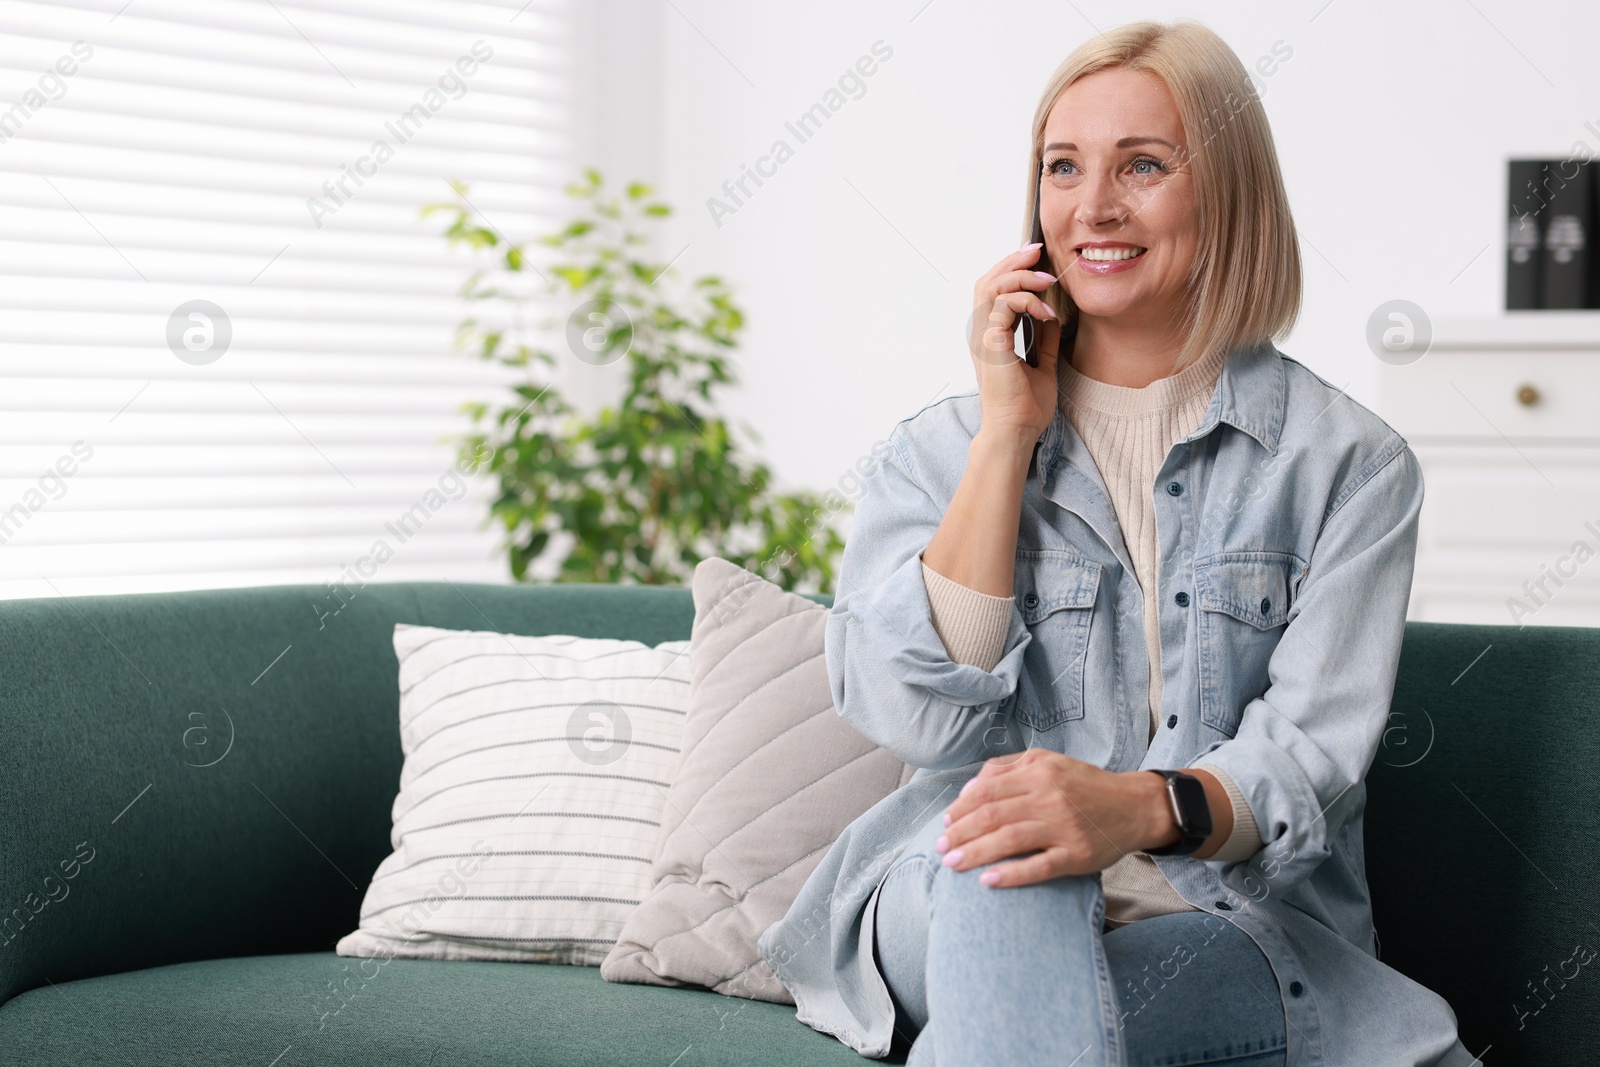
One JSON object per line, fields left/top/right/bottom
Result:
{"left": 1074, "top": 245, "right": 1147, "bottom": 275}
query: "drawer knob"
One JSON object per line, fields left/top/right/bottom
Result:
{"left": 1516, "top": 383, "right": 1540, "bottom": 407}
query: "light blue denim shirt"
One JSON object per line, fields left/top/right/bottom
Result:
{"left": 758, "top": 341, "right": 1477, "bottom": 1066}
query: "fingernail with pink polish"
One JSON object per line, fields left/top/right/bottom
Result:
{"left": 942, "top": 849, "right": 963, "bottom": 867}
{"left": 942, "top": 812, "right": 951, "bottom": 827}
{"left": 935, "top": 835, "right": 948, "bottom": 853}
{"left": 980, "top": 870, "right": 1001, "bottom": 886}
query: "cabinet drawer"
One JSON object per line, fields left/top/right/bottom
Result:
{"left": 1377, "top": 350, "right": 1600, "bottom": 441}
{"left": 1405, "top": 443, "right": 1600, "bottom": 627}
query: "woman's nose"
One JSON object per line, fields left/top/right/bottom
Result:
{"left": 1074, "top": 170, "right": 1127, "bottom": 228}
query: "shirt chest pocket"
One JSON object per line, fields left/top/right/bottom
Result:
{"left": 1013, "top": 553, "right": 1102, "bottom": 732}
{"left": 1194, "top": 552, "right": 1303, "bottom": 736}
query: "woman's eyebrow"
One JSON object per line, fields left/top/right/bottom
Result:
{"left": 1043, "top": 137, "right": 1178, "bottom": 152}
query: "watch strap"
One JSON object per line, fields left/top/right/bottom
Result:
{"left": 1143, "top": 769, "right": 1213, "bottom": 857}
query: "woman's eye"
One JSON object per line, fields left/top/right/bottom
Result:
{"left": 1046, "top": 158, "right": 1076, "bottom": 177}
{"left": 1131, "top": 157, "right": 1166, "bottom": 176}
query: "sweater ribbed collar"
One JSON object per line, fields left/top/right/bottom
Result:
{"left": 1034, "top": 339, "right": 1289, "bottom": 496}
{"left": 1057, "top": 340, "right": 1229, "bottom": 418}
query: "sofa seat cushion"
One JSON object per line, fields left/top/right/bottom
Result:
{"left": 0, "top": 952, "right": 861, "bottom": 1066}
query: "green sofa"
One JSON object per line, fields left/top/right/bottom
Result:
{"left": 0, "top": 582, "right": 1591, "bottom": 1065}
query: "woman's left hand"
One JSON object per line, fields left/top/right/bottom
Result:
{"left": 936, "top": 748, "right": 1168, "bottom": 887}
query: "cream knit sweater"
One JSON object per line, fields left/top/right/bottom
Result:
{"left": 919, "top": 341, "right": 1264, "bottom": 929}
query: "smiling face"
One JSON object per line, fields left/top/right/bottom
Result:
{"left": 1039, "top": 66, "right": 1199, "bottom": 329}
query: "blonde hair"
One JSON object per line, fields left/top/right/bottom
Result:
{"left": 1025, "top": 20, "right": 1301, "bottom": 372}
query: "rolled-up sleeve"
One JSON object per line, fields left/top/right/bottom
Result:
{"left": 1188, "top": 440, "right": 1424, "bottom": 897}
{"left": 826, "top": 430, "right": 1033, "bottom": 770}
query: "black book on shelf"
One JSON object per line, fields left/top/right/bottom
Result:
{"left": 1505, "top": 159, "right": 1544, "bottom": 310}
{"left": 1539, "top": 158, "right": 1594, "bottom": 309}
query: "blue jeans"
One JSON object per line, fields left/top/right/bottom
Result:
{"left": 871, "top": 808, "right": 1287, "bottom": 1066}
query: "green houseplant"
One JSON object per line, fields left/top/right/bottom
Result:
{"left": 423, "top": 170, "right": 846, "bottom": 593}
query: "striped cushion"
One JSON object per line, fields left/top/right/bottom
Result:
{"left": 336, "top": 624, "right": 692, "bottom": 967}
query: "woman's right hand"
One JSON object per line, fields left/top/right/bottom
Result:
{"left": 924, "top": 246, "right": 1057, "bottom": 600}
{"left": 967, "top": 242, "right": 1063, "bottom": 446}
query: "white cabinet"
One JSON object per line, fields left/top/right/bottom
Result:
{"left": 1374, "top": 314, "right": 1600, "bottom": 627}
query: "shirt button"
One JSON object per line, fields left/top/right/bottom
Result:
{"left": 1215, "top": 900, "right": 1232, "bottom": 911}
{"left": 1023, "top": 592, "right": 1039, "bottom": 609}
{"left": 1166, "top": 714, "right": 1177, "bottom": 729}
{"left": 1289, "top": 981, "right": 1304, "bottom": 997}
{"left": 1174, "top": 591, "right": 1190, "bottom": 607}
{"left": 1166, "top": 481, "right": 1182, "bottom": 496}
{"left": 1260, "top": 597, "right": 1271, "bottom": 614}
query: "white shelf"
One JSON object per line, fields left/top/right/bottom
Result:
{"left": 1431, "top": 312, "right": 1600, "bottom": 349}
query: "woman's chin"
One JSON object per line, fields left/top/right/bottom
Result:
{"left": 1066, "top": 292, "right": 1144, "bottom": 321}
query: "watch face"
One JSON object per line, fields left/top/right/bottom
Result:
{"left": 1170, "top": 774, "right": 1213, "bottom": 837}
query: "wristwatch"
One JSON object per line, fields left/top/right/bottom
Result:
{"left": 1142, "top": 769, "right": 1213, "bottom": 857}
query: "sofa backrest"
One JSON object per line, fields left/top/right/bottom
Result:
{"left": 0, "top": 584, "right": 1593, "bottom": 1062}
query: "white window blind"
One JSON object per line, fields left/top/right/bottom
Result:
{"left": 0, "top": 0, "right": 571, "bottom": 599}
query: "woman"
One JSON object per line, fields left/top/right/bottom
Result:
{"left": 757, "top": 19, "right": 1476, "bottom": 1067}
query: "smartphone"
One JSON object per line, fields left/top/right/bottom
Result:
{"left": 1021, "top": 193, "right": 1052, "bottom": 367}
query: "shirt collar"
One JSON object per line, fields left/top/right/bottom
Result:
{"left": 1036, "top": 339, "right": 1287, "bottom": 492}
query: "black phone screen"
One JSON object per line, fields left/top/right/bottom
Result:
{"left": 1022, "top": 190, "right": 1050, "bottom": 367}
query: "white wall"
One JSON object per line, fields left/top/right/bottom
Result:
{"left": 576, "top": 0, "right": 1600, "bottom": 534}
{"left": 567, "top": 0, "right": 665, "bottom": 417}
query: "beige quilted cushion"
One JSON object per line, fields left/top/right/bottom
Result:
{"left": 600, "top": 556, "right": 916, "bottom": 1003}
